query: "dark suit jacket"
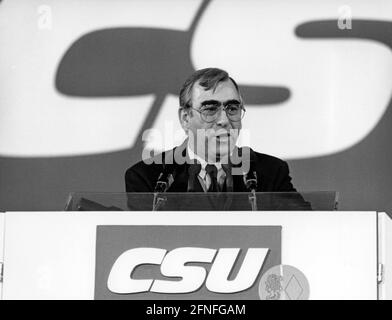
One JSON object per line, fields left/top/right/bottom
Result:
{"left": 125, "top": 145, "right": 296, "bottom": 193}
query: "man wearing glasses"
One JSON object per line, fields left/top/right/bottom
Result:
{"left": 125, "top": 68, "right": 296, "bottom": 193}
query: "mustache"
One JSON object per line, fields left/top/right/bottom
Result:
{"left": 216, "top": 132, "right": 231, "bottom": 138}
{"left": 192, "top": 128, "right": 240, "bottom": 138}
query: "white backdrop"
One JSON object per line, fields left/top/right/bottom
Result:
{"left": 1, "top": 0, "right": 391, "bottom": 159}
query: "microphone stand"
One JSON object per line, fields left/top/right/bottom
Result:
{"left": 152, "top": 170, "right": 172, "bottom": 211}
{"left": 247, "top": 181, "right": 258, "bottom": 211}
{"left": 153, "top": 194, "right": 167, "bottom": 211}
{"left": 249, "top": 191, "right": 257, "bottom": 211}
{"left": 244, "top": 167, "right": 258, "bottom": 211}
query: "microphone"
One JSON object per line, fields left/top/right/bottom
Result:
{"left": 153, "top": 163, "right": 177, "bottom": 211}
{"left": 243, "top": 160, "right": 257, "bottom": 192}
{"left": 154, "top": 164, "right": 176, "bottom": 193}
{"left": 242, "top": 150, "right": 258, "bottom": 211}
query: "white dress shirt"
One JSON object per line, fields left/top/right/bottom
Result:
{"left": 187, "top": 146, "right": 226, "bottom": 192}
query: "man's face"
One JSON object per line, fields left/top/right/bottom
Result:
{"left": 181, "top": 79, "right": 242, "bottom": 162}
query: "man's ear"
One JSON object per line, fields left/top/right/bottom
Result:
{"left": 178, "top": 108, "right": 191, "bottom": 132}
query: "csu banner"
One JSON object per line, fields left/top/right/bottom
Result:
{"left": 94, "top": 225, "right": 281, "bottom": 299}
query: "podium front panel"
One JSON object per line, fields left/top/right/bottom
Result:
{"left": 0, "top": 213, "right": 4, "bottom": 299}
{"left": 1, "top": 211, "right": 378, "bottom": 300}
{"left": 379, "top": 212, "right": 392, "bottom": 300}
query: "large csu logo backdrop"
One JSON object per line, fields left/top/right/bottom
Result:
{"left": 94, "top": 225, "right": 281, "bottom": 299}
{"left": 0, "top": 0, "right": 391, "bottom": 213}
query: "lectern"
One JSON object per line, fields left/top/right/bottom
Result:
{"left": 0, "top": 192, "right": 390, "bottom": 300}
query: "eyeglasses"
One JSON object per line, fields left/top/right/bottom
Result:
{"left": 185, "top": 100, "right": 246, "bottom": 123}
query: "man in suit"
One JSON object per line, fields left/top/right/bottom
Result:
{"left": 125, "top": 68, "right": 297, "bottom": 194}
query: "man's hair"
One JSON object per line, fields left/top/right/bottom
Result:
{"left": 179, "top": 68, "right": 242, "bottom": 109}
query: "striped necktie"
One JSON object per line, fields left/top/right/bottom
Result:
{"left": 205, "top": 164, "right": 219, "bottom": 192}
